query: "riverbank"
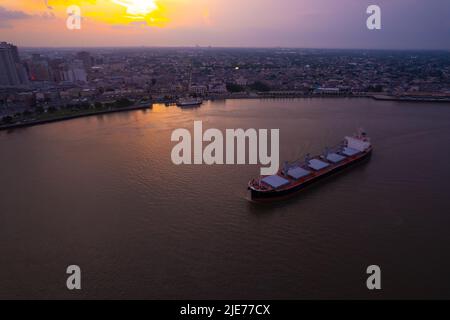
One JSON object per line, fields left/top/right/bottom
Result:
{"left": 372, "top": 94, "right": 450, "bottom": 103}
{"left": 220, "top": 93, "right": 450, "bottom": 103}
{"left": 0, "top": 103, "right": 152, "bottom": 131}
{"left": 2, "top": 94, "right": 449, "bottom": 131}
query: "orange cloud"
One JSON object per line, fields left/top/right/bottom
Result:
{"left": 0, "top": 0, "right": 215, "bottom": 46}
{"left": 1, "top": 0, "right": 169, "bottom": 27}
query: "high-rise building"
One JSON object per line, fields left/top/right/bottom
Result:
{"left": 0, "top": 42, "right": 29, "bottom": 86}
{"left": 28, "top": 54, "right": 52, "bottom": 81}
{"left": 59, "top": 60, "right": 87, "bottom": 83}
{"left": 49, "top": 58, "right": 65, "bottom": 82}
{"left": 76, "top": 51, "right": 93, "bottom": 69}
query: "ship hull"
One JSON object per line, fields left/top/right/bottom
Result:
{"left": 249, "top": 148, "right": 372, "bottom": 200}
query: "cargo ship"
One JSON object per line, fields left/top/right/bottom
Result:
{"left": 248, "top": 129, "right": 372, "bottom": 200}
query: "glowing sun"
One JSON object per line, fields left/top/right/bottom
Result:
{"left": 111, "top": 0, "right": 158, "bottom": 17}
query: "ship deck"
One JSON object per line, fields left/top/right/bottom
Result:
{"left": 249, "top": 146, "right": 372, "bottom": 194}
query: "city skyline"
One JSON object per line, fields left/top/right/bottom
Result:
{"left": 0, "top": 0, "right": 449, "bottom": 50}
{"left": 2, "top": 43, "right": 449, "bottom": 121}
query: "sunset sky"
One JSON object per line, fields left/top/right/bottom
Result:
{"left": 0, "top": 0, "right": 449, "bottom": 49}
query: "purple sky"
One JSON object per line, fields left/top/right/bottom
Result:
{"left": 196, "top": 0, "right": 450, "bottom": 49}
{"left": 0, "top": 0, "right": 449, "bottom": 49}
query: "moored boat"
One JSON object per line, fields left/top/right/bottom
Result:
{"left": 176, "top": 97, "right": 203, "bottom": 107}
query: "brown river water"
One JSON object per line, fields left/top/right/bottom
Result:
{"left": 1, "top": 98, "right": 450, "bottom": 299}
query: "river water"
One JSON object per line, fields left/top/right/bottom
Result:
{"left": 1, "top": 98, "right": 450, "bottom": 299}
